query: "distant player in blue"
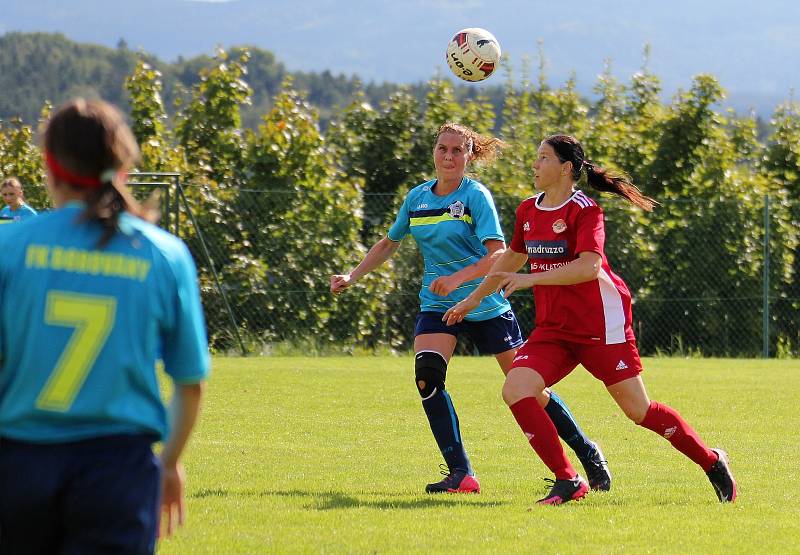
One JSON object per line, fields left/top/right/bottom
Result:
{"left": 1, "top": 177, "right": 38, "bottom": 222}
{"left": 0, "top": 98, "right": 209, "bottom": 554}
{"left": 331, "top": 122, "right": 610, "bottom": 494}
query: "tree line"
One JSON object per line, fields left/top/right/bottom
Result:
{"left": 1, "top": 47, "right": 798, "bottom": 357}
{"left": 0, "top": 32, "right": 497, "bottom": 131}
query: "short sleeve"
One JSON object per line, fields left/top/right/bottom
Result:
{"left": 387, "top": 192, "right": 412, "bottom": 242}
{"left": 509, "top": 201, "right": 528, "bottom": 254}
{"left": 161, "top": 242, "right": 210, "bottom": 384}
{"left": 574, "top": 205, "right": 605, "bottom": 256}
{"left": 471, "top": 187, "right": 504, "bottom": 243}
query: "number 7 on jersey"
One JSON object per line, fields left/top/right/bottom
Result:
{"left": 36, "top": 291, "right": 117, "bottom": 412}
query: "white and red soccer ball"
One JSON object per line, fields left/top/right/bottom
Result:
{"left": 446, "top": 28, "right": 502, "bottom": 82}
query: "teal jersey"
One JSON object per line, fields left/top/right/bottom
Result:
{"left": 0, "top": 203, "right": 37, "bottom": 222}
{"left": 388, "top": 177, "right": 511, "bottom": 321}
{"left": 0, "top": 203, "right": 210, "bottom": 443}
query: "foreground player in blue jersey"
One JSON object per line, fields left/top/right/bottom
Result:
{"left": 0, "top": 98, "right": 209, "bottom": 554}
{"left": 331, "top": 122, "right": 610, "bottom": 494}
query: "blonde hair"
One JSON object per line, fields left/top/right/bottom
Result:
{"left": 436, "top": 122, "right": 507, "bottom": 165}
{"left": 2, "top": 177, "right": 23, "bottom": 193}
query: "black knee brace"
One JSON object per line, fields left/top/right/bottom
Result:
{"left": 415, "top": 350, "right": 447, "bottom": 399}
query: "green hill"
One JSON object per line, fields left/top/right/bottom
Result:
{"left": 0, "top": 32, "right": 506, "bottom": 130}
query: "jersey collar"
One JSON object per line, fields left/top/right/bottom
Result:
{"left": 535, "top": 188, "right": 579, "bottom": 211}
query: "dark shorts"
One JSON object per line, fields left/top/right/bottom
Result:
{"left": 0, "top": 433, "right": 161, "bottom": 555}
{"left": 414, "top": 310, "right": 524, "bottom": 355}
{"left": 511, "top": 338, "right": 643, "bottom": 387}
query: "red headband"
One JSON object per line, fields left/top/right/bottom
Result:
{"left": 45, "top": 151, "right": 104, "bottom": 189}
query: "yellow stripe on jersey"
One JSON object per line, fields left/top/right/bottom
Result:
{"left": 410, "top": 213, "right": 474, "bottom": 227}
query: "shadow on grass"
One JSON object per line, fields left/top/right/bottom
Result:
{"left": 191, "top": 488, "right": 505, "bottom": 510}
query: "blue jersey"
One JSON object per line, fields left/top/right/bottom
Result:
{"left": 0, "top": 203, "right": 37, "bottom": 222}
{"left": 0, "top": 203, "right": 210, "bottom": 443}
{"left": 388, "top": 177, "right": 511, "bottom": 321}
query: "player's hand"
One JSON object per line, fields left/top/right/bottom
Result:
{"left": 159, "top": 461, "right": 186, "bottom": 538}
{"left": 490, "top": 271, "right": 535, "bottom": 298}
{"left": 442, "top": 296, "right": 480, "bottom": 326}
{"left": 429, "top": 275, "right": 461, "bottom": 297}
{"left": 330, "top": 274, "right": 353, "bottom": 294}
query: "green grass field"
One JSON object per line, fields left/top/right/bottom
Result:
{"left": 157, "top": 356, "right": 800, "bottom": 554}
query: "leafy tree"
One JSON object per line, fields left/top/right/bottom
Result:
{"left": 244, "top": 82, "right": 388, "bottom": 348}
{"left": 0, "top": 117, "right": 47, "bottom": 210}
{"left": 125, "top": 59, "right": 183, "bottom": 175}
{"left": 761, "top": 101, "right": 800, "bottom": 355}
{"left": 637, "top": 75, "right": 768, "bottom": 355}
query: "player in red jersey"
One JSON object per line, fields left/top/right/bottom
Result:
{"left": 444, "top": 134, "right": 737, "bottom": 505}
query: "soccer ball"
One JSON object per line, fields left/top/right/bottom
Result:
{"left": 446, "top": 28, "right": 502, "bottom": 82}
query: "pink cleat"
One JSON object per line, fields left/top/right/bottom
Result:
{"left": 536, "top": 476, "right": 589, "bottom": 505}
{"left": 425, "top": 469, "right": 480, "bottom": 494}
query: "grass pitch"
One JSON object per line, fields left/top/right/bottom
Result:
{"left": 158, "top": 356, "right": 799, "bottom": 554}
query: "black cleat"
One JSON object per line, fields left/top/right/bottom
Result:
{"left": 706, "top": 448, "right": 737, "bottom": 503}
{"left": 536, "top": 475, "right": 589, "bottom": 505}
{"left": 579, "top": 442, "right": 612, "bottom": 491}
{"left": 424, "top": 466, "right": 480, "bottom": 494}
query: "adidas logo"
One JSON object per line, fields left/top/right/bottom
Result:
{"left": 615, "top": 360, "right": 629, "bottom": 371}
{"left": 663, "top": 426, "right": 677, "bottom": 439}
{"left": 524, "top": 432, "right": 535, "bottom": 441}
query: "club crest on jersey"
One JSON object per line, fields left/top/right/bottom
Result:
{"left": 552, "top": 219, "right": 567, "bottom": 233}
{"left": 523, "top": 221, "right": 530, "bottom": 232}
{"left": 448, "top": 200, "right": 466, "bottom": 219}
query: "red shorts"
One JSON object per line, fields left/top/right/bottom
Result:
{"left": 511, "top": 338, "right": 643, "bottom": 387}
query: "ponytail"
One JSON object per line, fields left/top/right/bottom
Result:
{"left": 82, "top": 175, "right": 144, "bottom": 248}
{"left": 583, "top": 160, "right": 658, "bottom": 212}
{"left": 544, "top": 134, "right": 658, "bottom": 212}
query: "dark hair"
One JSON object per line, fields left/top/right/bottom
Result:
{"left": 544, "top": 134, "right": 658, "bottom": 211}
{"left": 436, "top": 122, "right": 508, "bottom": 165}
{"left": 43, "top": 98, "right": 141, "bottom": 247}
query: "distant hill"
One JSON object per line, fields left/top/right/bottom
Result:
{"left": 0, "top": 32, "right": 508, "bottom": 130}
{"left": 0, "top": 32, "right": 783, "bottom": 136}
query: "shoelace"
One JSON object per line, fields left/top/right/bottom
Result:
{"left": 436, "top": 463, "right": 450, "bottom": 477}
{"left": 541, "top": 476, "right": 582, "bottom": 490}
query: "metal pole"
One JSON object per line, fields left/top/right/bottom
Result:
{"left": 176, "top": 181, "right": 247, "bottom": 356}
{"left": 762, "top": 194, "right": 770, "bottom": 358}
{"left": 174, "top": 175, "right": 181, "bottom": 236}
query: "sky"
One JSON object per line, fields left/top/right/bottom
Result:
{"left": 2, "top": 0, "right": 799, "bottom": 113}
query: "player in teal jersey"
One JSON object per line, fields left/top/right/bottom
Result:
{"left": 0, "top": 98, "right": 209, "bottom": 554}
{"left": 0, "top": 177, "right": 38, "bottom": 222}
{"left": 331, "top": 122, "right": 610, "bottom": 494}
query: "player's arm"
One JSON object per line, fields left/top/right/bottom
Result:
{"left": 330, "top": 236, "right": 401, "bottom": 294}
{"left": 493, "top": 251, "right": 602, "bottom": 297}
{"left": 429, "top": 239, "right": 505, "bottom": 296}
{"left": 442, "top": 248, "right": 528, "bottom": 324}
{"left": 159, "top": 380, "right": 205, "bottom": 537}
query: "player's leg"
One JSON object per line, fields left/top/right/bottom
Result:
{"left": 501, "top": 342, "right": 588, "bottom": 505}
{"left": 0, "top": 439, "right": 63, "bottom": 554}
{"left": 414, "top": 315, "right": 478, "bottom": 493}
{"left": 585, "top": 341, "right": 736, "bottom": 503}
{"left": 485, "top": 312, "right": 610, "bottom": 490}
{"left": 61, "top": 434, "right": 161, "bottom": 554}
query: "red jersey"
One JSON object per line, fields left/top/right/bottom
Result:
{"left": 509, "top": 190, "right": 635, "bottom": 345}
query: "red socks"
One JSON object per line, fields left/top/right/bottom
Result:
{"left": 638, "top": 401, "right": 718, "bottom": 471}
{"left": 509, "top": 397, "right": 576, "bottom": 480}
